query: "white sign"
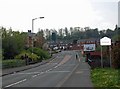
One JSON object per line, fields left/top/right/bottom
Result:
{"left": 83, "top": 44, "right": 95, "bottom": 51}
{"left": 100, "top": 37, "right": 111, "bottom": 46}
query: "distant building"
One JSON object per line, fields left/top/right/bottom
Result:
{"left": 26, "top": 30, "right": 45, "bottom": 48}
{"left": 77, "top": 38, "right": 100, "bottom": 51}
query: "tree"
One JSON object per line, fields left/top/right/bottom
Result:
{"left": 99, "top": 30, "right": 106, "bottom": 38}
{"left": 37, "top": 29, "right": 44, "bottom": 37}
{"left": 93, "top": 28, "right": 99, "bottom": 38}
{"left": 44, "top": 29, "right": 50, "bottom": 40}
{"left": 106, "top": 29, "right": 114, "bottom": 38}
{"left": 70, "top": 27, "right": 74, "bottom": 35}
{"left": 2, "top": 28, "right": 27, "bottom": 59}
{"left": 58, "top": 28, "right": 63, "bottom": 40}
{"left": 52, "top": 32, "right": 57, "bottom": 42}
{"left": 64, "top": 27, "right": 69, "bottom": 36}
{"left": 1, "top": 27, "right": 7, "bottom": 38}
{"left": 3, "top": 36, "right": 19, "bottom": 59}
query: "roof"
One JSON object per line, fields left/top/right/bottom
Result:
{"left": 78, "top": 38, "right": 100, "bottom": 43}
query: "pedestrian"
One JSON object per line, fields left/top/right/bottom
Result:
{"left": 25, "top": 54, "right": 29, "bottom": 65}
{"left": 76, "top": 54, "right": 78, "bottom": 60}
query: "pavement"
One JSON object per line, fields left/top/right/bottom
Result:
{"left": 2, "top": 54, "right": 57, "bottom": 76}
{"left": 61, "top": 57, "right": 93, "bottom": 87}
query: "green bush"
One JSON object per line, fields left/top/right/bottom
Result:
{"left": 28, "top": 47, "right": 50, "bottom": 60}
{"left": 15, "top": 51, "right": 40, "bottom": 62}
{"left": 2, "top": 59, "right": 25, "bottom": 69}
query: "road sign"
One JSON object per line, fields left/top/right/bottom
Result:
{"left": 100, "top": 37, "right": 111, "bottom": 46}
{"left": 100, "top": 37, "right": 112, "bottom": 68}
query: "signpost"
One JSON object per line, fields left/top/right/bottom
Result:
{"left": 100, "top": 37, "right": 112, "bottom": 68}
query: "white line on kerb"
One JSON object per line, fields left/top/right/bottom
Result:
{"left": 5, "top": 79, "right": 26, "bottom": 88}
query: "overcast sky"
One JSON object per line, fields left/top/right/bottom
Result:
{"left": 0, "top": 0, "right": 119, "bottom": 33}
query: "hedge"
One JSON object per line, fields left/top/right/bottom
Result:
{"left": 2, "top": 59, "right": 25, "bottom": 69}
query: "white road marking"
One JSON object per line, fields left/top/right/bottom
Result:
{"left": 79, "top": 58, "right": 80, "bottom": 62}
{"left": 11, "top": 74, "right": 15, "bottom": 75}
{"left": 5, "top": 79, "right": 26, "bottom": 88}
{"left": 40, "top": 72, "right": 44, "bottom": 74}
{"left": 37, "top": 74, "right": 40, "bottom": 76}
{"left": 49, "top": 69, "right": 52, "bottom": 71}
{"left": 58, "top": 64, "right": 76, "bottom": 67}
{"left": 46, "top": 71, "right": 70, "bottom": 73}
{"left": 54, "top": 66, "right": 58, "bottom": 68}
{"left": 47, "top": 69, "right": 52, "bottom": 72}
{"left": 49, "top": 57, "right": 57, "bottom": 63}
{"left": 77, "top": 55, "right": 79, "bottom": 62}
{"left": 32, "top": 75, "right": 37, "bottom": 77}
{"left": 12, "top": 72, "right": 40, "bottom": 75}
{"left": 46, "top": 70, "right": 49, "bottom": 72}
{"left": 75, "top": 71, "right": 83, "bottom": 74}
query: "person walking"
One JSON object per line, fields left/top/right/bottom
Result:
{"left": 76, "top": 54, "right": 78, "bottom": 60}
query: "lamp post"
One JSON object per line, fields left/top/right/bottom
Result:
{"left": 32, "top": 17, "right": 44, "bottom": 54}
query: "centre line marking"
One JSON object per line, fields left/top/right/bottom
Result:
{"left": 32, "top": 75, "right": 37, "bottom": 77}
{"left": 40, "top": 72, "right": 44, "bottom": 74}
{"left": 54, "top": 66, "right": 58, "bottom": 68}
{"left": 47, "top": 69, "right": 52, "bottom": 72}
{"left": 5, "top": 79, "right": 26, "bottom": 88}
{"left": 37, "top": 74, "right": 40, "bottom": 76}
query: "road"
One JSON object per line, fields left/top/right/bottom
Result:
{"left": 2, "top": 51, "right": 92, "bottom": 88}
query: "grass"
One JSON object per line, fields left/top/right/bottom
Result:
{"left": 91, "top": 68, "right": 120, "bottom": 87}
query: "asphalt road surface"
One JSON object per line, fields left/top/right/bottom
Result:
{"left": 2, "top": 50, "right": 92, "bottom": 88}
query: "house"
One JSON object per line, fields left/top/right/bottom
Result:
{"left": 25, "top": 30, "right": 45, "bottom": 48}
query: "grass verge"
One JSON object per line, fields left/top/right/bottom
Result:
{"left": 91, "top": 68, "right": 120, "bottom": 87}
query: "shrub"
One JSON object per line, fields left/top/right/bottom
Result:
{"left": 28, "top": 47, "right": 50, "bottom": 60}
{"left": 15, "top": 51, "right": 40, "bottom": 62}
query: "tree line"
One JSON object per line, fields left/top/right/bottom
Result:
{"left": 42, "top": 25, "right": 120, "bottom": 42}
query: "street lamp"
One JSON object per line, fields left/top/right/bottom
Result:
{"left": 32, "top": 17, "right": 44, "bottom": 54}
